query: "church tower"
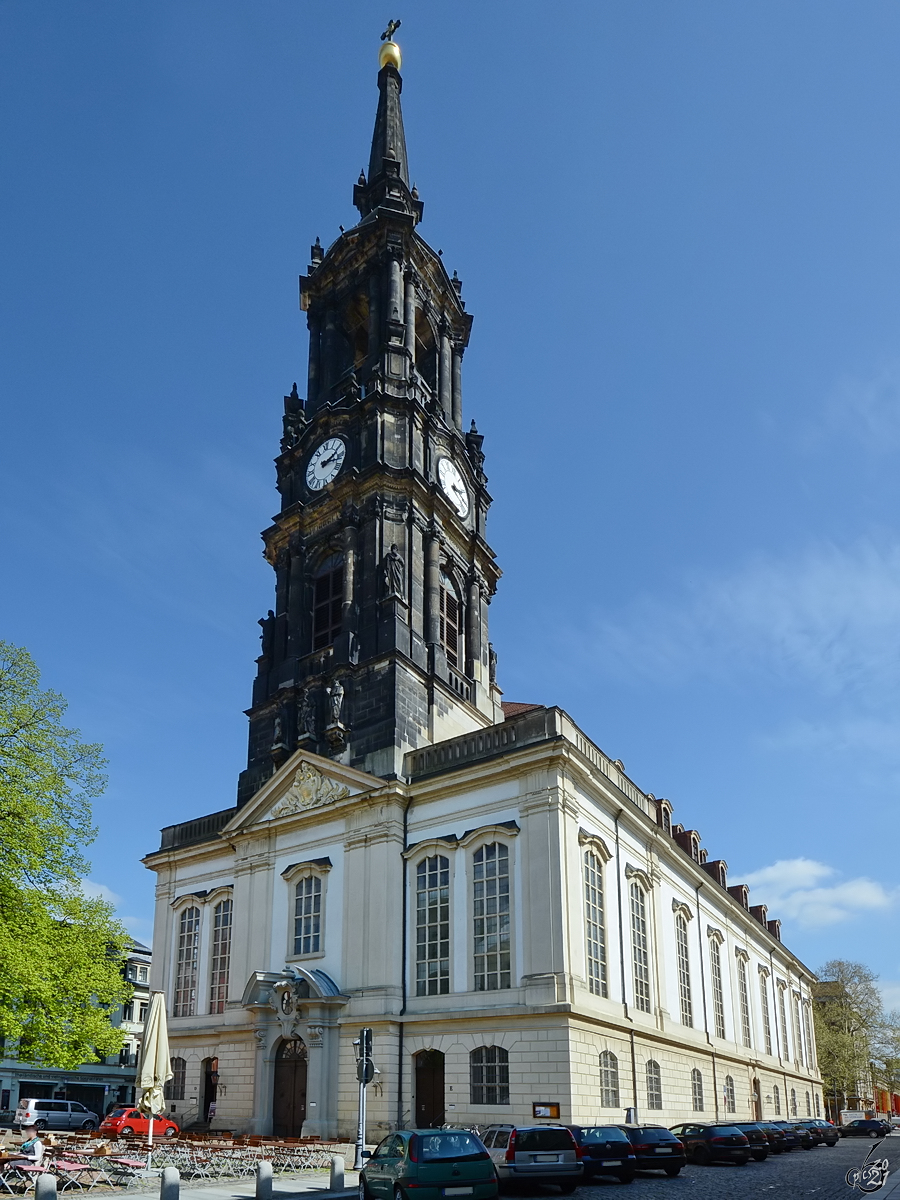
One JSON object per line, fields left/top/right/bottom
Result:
{"left": 237, "top": 35, "right": 503, "bottom": 804}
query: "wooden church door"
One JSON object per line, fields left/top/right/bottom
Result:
{"left": 273, "top": 1038, "right": 308, "bottom": 1136}
{"left": 415, "top": 1050, "right": 445, "bottom": 1128}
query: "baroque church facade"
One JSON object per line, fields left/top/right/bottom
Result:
{"left": 144, "top": 36, "right": 823, "bottom": 1139}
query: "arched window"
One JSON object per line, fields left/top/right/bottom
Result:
{"left": 805, "top": 1091, "right": 811, "bottom": 1117}
{"left": 759, "top": 971, "right": 773, "bottom": 1055}
{"left": 792, "top": 993, "right": 804, "bottom": 1065}
{"left": 736, "top": 955, "right": 752, "bottom": 1048}
{"left": 583, "top": 850, "right": 607, "bottom": 997}
{"left": 645, "top": 1060, "right": 663, "bottom": 1110}
{"left": 439, "top": 570, "right": 461, "bottom": 668}
{"left": 803, "top": 1001, "right": 816, "bottom": 1069}
{"left": 168, "top": 1057, "right": 186, "bottom": 1101}
{"left": 814, "top": 1093, "right": 821, "bottom": 1118}
{"left": 173, "top": 906, "right": 200, "bottom": 1017}
{"left": 294, "top": 876, "right": 322, "bottom": 955}
{"left": 599, "top": 1051, "right": 619, "bottom": 1108}
{"left": 470, "top": 1046, "right": 509, "bottom": 1105}
{"left": 209, "top": 898, "right": 232, "bottom": 1014}
{"left": 416, "top": 855, "right": 450, "bottom": 996}
{"left": 690, "top": 836, "right": 700, "bottom": 863}
{"left": 724, "top": 1074, "right": 736, "bottom": 1113}
{"left": 473, "top": 843, "right": 510, "bottom": 991}
{"left": 790, "top": 1088, "right": 797, "bottom": 1117}
{"left": 675, "top": 914, "right": 693, "bottom": 1027}
{"left": 629, "top": 883, "right": 651, "bottom": 1013}
{"left": 773, "top": 1084, "right": 781, "bottom": 1115}
{"left": 691, "top": 1068, "right": 704, "bottom": 1112}
{"left": 312, "top": 553, "right": 343, "bottom": 650}
{"left": 709, "top": 937, "right": 726, "bottom": 1039}
{"left": 778, "top": 984, "right": 790, "bottom": 1060}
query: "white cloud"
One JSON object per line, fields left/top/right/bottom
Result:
{"left": 594, "top": 538, "right": 900, "bottom": 701}
{"left": 820, "top": 360, "right": 900, "bottom": 453}
{"left": 80, "top": 879, "right": 122, "bottom": 906}
{"left": 733, "top": 857, "right": 898, "bottom": 929}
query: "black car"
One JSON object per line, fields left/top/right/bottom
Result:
{"left": 772, "top": 1121, "right": 814, "bottom": 1150}
{"left": 840, "top": 1119, "right": 892, "bottom": 1139}
{"left": 796, "top": 1119, "right": 839, "bottom": 1147}
{"left": 755, "top": 1122, "right": 788, "bottom": 1153}
{"left": 668, "top": 1123, "right": 751, "bottom": 1166}
{"left": 730, "top": 1124, "right": 770, "bottom": 1161}
{"left": 567, "top": 1126, "right": 636, "bottom": 1184}
{"left": 616, "top": 1125, "right": 686, "bottom": 1176}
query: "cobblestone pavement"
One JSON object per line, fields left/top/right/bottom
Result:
{"left": 513, "top": 1134, "right": 900, "bottom": 1200}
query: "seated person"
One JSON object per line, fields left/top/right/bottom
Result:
{"left": 11, "top": 1125, "right": 45, "bottom": 1166}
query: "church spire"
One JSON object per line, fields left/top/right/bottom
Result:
{"left": 353, "top": 27, "right": 422, "bottom": 223}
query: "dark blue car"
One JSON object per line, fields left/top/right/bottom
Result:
{"left": 567, "top": 1125, "right": 637, "bottom": 1184}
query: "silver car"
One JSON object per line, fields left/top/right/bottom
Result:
{"left": 14, "top": 1099, "right": 100, "bottom": 1131}
{"left": 482, "top": 1124, "right": 582, "bottom": 1193}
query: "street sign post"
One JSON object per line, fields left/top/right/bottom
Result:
{"left": 354, "top": 1028, "right": 374, "bottom": 1170}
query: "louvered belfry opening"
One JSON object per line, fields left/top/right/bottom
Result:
{"left": 313, "top": 555, "right": 343, "bottom": 650}
{"left": 439, "top": 571, "right": 460, "bottom": 667}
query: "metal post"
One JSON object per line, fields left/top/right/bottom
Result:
{"left": 354, "top": 1077, "right": 367, "bottom": 1170}
{"left": 330, "top": 1156, "right": 345, "bottom": 1190}
{"left": 35, "top": 1175, "right": 57, "bottom": 1200}
{"left": 160, "top": 1167, "right": 180, "bottom": 1200}
{"left": 256, "top": 1160, "right": 273, "bottom": 1200}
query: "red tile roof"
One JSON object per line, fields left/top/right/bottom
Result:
{"left": 501, "top": 702, "right": 544, "bottom": 718}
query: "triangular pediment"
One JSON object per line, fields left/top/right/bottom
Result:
{"left": 223, "top": 749, "right": 381, "bottom": 833}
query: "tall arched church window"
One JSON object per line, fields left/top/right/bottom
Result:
{"left": 470, "top": 1046, "right": 509, "bottom": 1105}
{"left": 168, "top": 1057, "right": 186, "bottom": 1101}
{"left": 709, "top": 937, "right": 726, "bottom": 1039}
{"left": 629, "top": 883, "right": 651, "bottom": 1013}
{"left": 173, "top": 906, "right": 200, "bottom": 1017}
{"left": 778, "top": 984, "right": 790, "bottom": 1061}
{"left": 675, "top": 914, "right": 693, "bottom": 1027}
{"left": 790, "top": 1087, "right": 797, "bottom": 1117}
{"left": 473, "top": 843, "right": 510, "bottom": 991}
{"left": 209, "top": 898, "right": 232, "bottom": 1014}
{"left": 691, "top": 1068, "right": 704, "bottom": 1112}
{"left": 583, "top": 850, "right": 607, "bottom": 997}
{"left": 312, "top": 553, "right": 343, "bottom": 650}
{"left": 439, "top": 570, "right": 461, "bottom": 669}
{"left": 724, "top": 1074, "right": 736, "bottom": 1113}
{"left": 599, "top": 1051, "right": 619, "bottom": 1108}
{"left": 645, "top": 1060, "right": 663, "bottom": 1110}
{"left": 294, "top": 876, "right": 322, "bottom": 955}
{"left": 773, "top": 1084, "right": 781, "bottom": 1115}
{"left": 416, "top": 855, "right": 450, "bottom": 996}
{"left": 736, "top": 955, "right": 753, "bottom": 1048}
{"left": 759, "top": 971, "right": 773, "bottom": 1055}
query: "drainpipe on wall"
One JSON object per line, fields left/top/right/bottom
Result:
{"left": 397, "top": 794, "right": 414, "bottom": 1129}
{"left": 614, "top": 811, "right": 637, "bottom": 1117}
{"left": 695, "top": 883, "right": 717, "bottom": 1118}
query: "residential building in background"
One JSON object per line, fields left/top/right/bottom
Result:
{"left": 0, "top": 941, "right": 150, "bottom": 1117}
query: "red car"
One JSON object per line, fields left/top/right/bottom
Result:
{"left": 99, "top": 1108, "right": 179, "bottom": 1138}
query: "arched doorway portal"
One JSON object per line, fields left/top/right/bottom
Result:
{"left": 273, "top": 1038, "right": 308, "bottom": 1137}
{"left": 752, "top": 1077, "right": 762, "bottom": 1122}
{"left": 415, "top": 1050, "right": 445, "bottom": 1129}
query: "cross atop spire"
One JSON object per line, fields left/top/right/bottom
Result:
{"left": 352, "top": 25, "right": 422, "bottom": 223}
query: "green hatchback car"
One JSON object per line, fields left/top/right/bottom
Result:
{"left": 360, "top": 1129, "right": 498, "bottom": 1200}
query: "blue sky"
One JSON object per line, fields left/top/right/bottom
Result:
{"left": 2, "top": 0, "right": 899, "bottom": 1003}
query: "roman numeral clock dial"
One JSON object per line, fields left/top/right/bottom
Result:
{"left": 305, "top": 437, "right": 346, "bottom": 490}
{"left": 438, "top": 457, "right": 470, "bottom": 519}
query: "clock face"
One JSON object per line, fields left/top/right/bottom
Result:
{"left": 438, "top": 457, "right": 470, "bottom": 519}
{"left": 305, "top": 437, "right": 346, "bottom": 490}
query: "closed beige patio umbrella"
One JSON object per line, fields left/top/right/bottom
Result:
{"left": 137, "top": 991, "right": 173, "bottom": 1162}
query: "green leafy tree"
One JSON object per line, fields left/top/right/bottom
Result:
{"left": 0, "top": 642, "right": 130, "bottom": 1068}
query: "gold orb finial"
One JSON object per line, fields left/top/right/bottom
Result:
{"left": 379, "top": 18, "right": 402, "bottom": 70}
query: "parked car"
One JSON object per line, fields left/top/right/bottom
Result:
{"left": 566, "top": 1125, "right": 636, "bottom": 1184}
{"left": 98, "top": 1109, "right": 179, "bottom": 1138}
{"left": 772, "top": 1122, "right": 814, "bottom": 1150}
{"left": 730, "top": 1124, "right": 770, "bottom": 1161}
{"left": 0, "top": 1111, "right": 16, "bottom": 1129}
{"left": 360, "top": 1129, "right": 498, "bottom": 1200}
{"left": 668, "top": 1122, "right": 751, "bottom": 1166}
{"left": 754, "top": 1122, "right": 788, "bottom": 1153}
{"left": 482, "top": 1124, "right": 582, "bottom": 1192}
{"left": 839, "top": 1119, "right": 892, "bottom": 1139}
{"left": 616, "top": 1125, "right": 686, "bottom": 1176}
{"left": 13, "top": 1100, "right": 99, "bottom": 1131}
{"left": 796, "top": 1119, "right": 839, "bottom": 1147}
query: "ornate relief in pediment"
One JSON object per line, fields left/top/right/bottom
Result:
{"left": 269, "top": 762, "right": 350, "bottom": 818}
